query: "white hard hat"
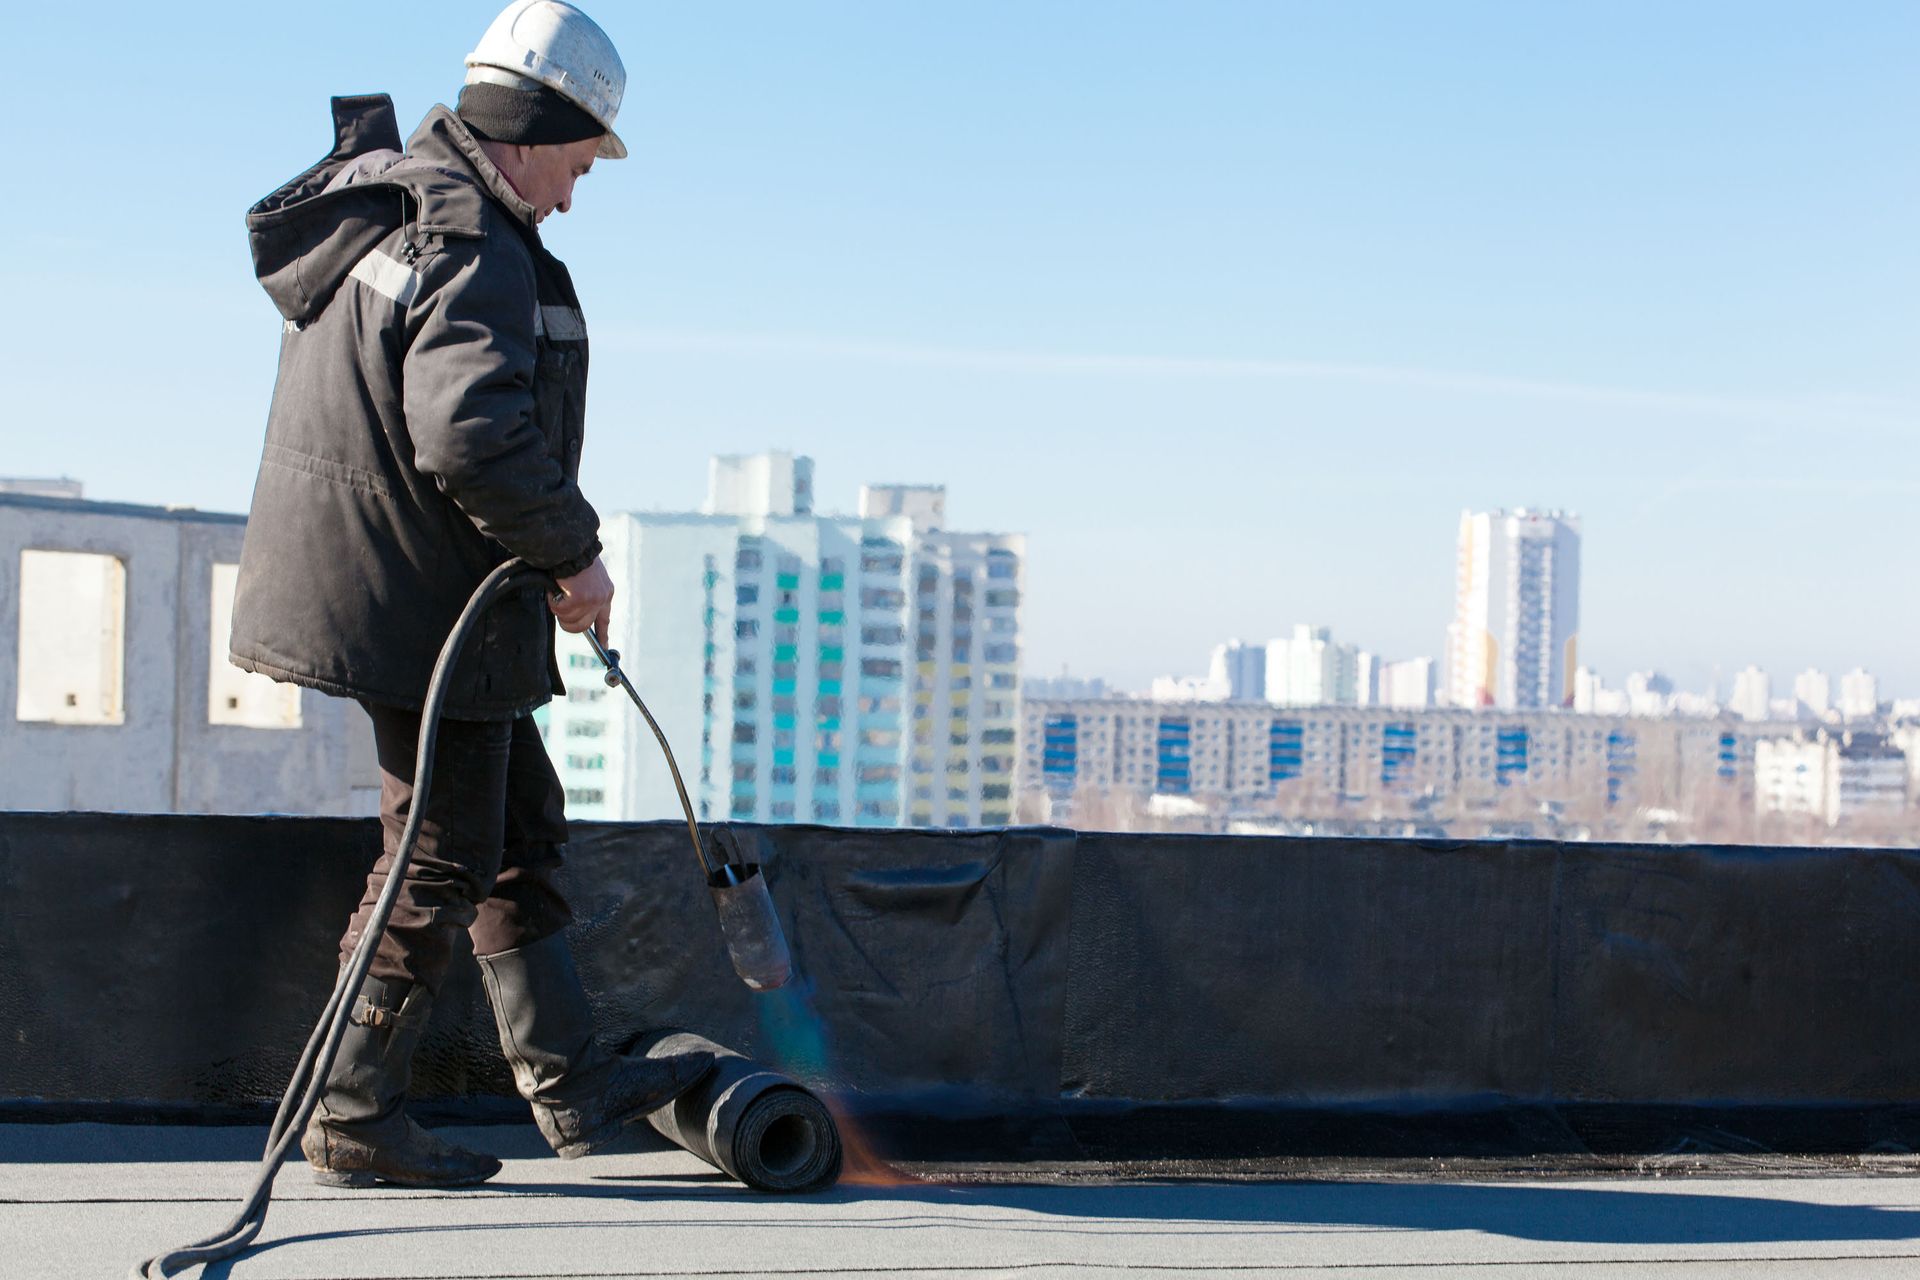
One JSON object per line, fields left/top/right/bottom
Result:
{"left": 465, "top": 0, "right": 628, "bottom": 159}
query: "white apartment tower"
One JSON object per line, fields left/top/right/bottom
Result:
{"left": 1793, "top": 668, "right": 1832, "bottom": 719}
{"left": 1445, "top": 508, "right": 1581, "bottom": 709}
{"left": 540, "top": 455, "right": 1023, "bottom": 829}
{"left": 704, "top": 451, "right": 815, "bottom": 519}
{"left": 1264, "top": 624, "right": 1365, "bottom": 706}
{"left": 1729, "top": 666, "right": 1772, "bottom": 722}
{"left": 1208, "top": 641, "right": 1268, "bottom": 703}
{"left": 1840, "top": 668, "right": 1880, "bottom": 721}
{"left": 1378, "top": 657, "right": 1437, "bottom": 709}
{"left": 858, "top": 484, "right": 1024, "bottom": 828}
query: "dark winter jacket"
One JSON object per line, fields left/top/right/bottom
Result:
{"left": 230, "top": 95, "right": 600, "bottom": 719}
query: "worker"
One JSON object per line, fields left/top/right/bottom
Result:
{"left": 228, "top": 1, "right": 712, "bottom": 1188}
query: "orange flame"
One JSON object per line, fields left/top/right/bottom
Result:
{"left": 756, "top": 978, "right": 921, "bottom": 1187}
{"left": 820, "top": 1094, "right": 913, "bottom": 1187}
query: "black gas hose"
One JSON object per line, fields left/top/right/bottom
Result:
{"left": 130, "top": 559, "right": 560, "bottom": 1278}
{"left": 131, "top": 553, "right": 805, "bottom": 1276}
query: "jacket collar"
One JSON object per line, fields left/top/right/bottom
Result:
{"left": 406, "top": 105, "right": 540, "bottom": 232}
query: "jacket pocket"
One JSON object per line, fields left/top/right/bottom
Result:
{"left": 262, "top": 442, "right": 393, "bottom": 499}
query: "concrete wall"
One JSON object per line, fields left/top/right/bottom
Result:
{"left": 0, "top": 496, "right": 373, "bottom": 816}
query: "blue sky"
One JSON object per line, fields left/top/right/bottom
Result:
{"left": 4, "top": 2, "right": 1915, "bottom": 696}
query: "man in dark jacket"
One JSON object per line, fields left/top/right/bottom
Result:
{"left": 231, "top": 1, "right": 710, "bottom": 1188}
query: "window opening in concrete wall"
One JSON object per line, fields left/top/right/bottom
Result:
{"left": 208, "top": 563, "right": 301, "bottom": 728}
{"left": 17, "top": 549, "right": 126, "bottom": 724}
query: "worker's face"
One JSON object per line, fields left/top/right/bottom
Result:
{"left": 514, "top": 136, "right": 602, "bottom": 223}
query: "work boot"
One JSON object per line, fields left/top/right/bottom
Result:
{"left": 301, "top": 974, "right": 502, "bottom": 1188}
{"left": 477, "top": 933, "right": 714, "bottom": 1159}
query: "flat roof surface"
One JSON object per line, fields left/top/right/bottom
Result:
{"left": 10, "top": 1123, "right": 1920, "bottom": 1279}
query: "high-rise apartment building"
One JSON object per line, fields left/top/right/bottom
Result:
{"left": 539, "top": 454, "right": 1022, "bottom": 829}
{"left": 1794, "top": 668, "right": 1832, "bottom": 719}
{"left": 1444, "top": 509, "right": 1581, "bottom": 709}
{"left": 1356, "top": 652, "right": 1380, "bottom": 706}
{"left": 1840, "top": 668, "right": 1880, "bottom": 721}
{"left": 1378, "top": 657, "right": 1437, "bottom": 709}
{"left": 703, "top": 451, "right": 815, "bottom": 520}
{"left": 1264, "top": 624, "right": 1365, "bottom": 706}
{"left": 1573, "top": 667, "right": 1627, "bottom": 716}
{"left": 1208, "top": 641, "right": 1268, "bottom": 702}
{"left": 866, "top": 485, "right": 1025, "bottom": 828}
{"left": 1729, "top": 666, "right": 1771, "bottom": 722}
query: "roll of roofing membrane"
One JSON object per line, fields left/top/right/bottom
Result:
{"left": 636, "top": 1029, "right": 842, "bottom": 1193}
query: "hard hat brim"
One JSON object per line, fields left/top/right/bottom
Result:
{"left": 597, "top": 128, "right": 627, "bottom": 161}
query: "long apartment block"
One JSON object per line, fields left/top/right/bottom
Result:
{"left": 1022, "top": 697, "right": 1791, "bottom": 820}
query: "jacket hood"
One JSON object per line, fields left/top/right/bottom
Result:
{"left": 246, "top": 96, "right": 511, "bottom": 324}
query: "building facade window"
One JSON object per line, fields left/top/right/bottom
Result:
{"left": 208, "top": 562, "right": 301, "bottom": 728}
{"left": 17, "top": 549, "right": 126, "bottom": 725}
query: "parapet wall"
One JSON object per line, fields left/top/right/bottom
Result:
{"left": 4, "top": 812, "right": 1917, "bottom": 1159}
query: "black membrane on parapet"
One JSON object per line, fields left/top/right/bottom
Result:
{"left": 4, "top": 812, "right": 1920, "bottom": 1163}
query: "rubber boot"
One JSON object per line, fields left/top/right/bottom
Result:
{"left": 477, "top": 933, "right": 715, "bottom": 1159}
{"left": 301, "top": 974, "right": 502, "bottom": 1188}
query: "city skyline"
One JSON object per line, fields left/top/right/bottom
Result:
{"left": 5, "top": 3, "right": 1915, "bottom": 696}
{"left": 1139, "top": 621, "right": 1910, "bottom": 718}
{"left": 1138, "top": 624, "right": 1910, "bottom": 715}
{"left": 4, "top": 481, "right": 1913, "bottom": 842}
{"left": 18, "top": 467, "right": 1914, "bottom": 711}
{"left": 1111, "top": 501, "right": 1908, "bottom": 709}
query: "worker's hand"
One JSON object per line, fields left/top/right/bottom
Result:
{"left": 551, "top": 556, "right": 614, "bottom": 647}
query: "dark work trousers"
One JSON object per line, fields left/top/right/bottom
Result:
{"left": 339, "top": 702, "right": 576, "bottom": 995}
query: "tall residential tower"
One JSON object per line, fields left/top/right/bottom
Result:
{"left": 861, "top": 484, "right": 1025, "bottom": 828}
{"left": 539, "top": 453, "right": 1023, "bottom": 829}
{"left": 1445, "top": 509, "right": 1581, "bottom": 710}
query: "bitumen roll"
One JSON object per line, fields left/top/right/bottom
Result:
{"left": 635, "top": 1029, "right": 841, "bottom": 1193}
